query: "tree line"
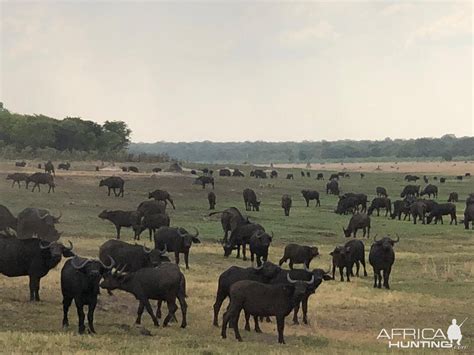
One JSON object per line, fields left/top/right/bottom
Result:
{"left": 130, "top": 135, "right": 474, "bottom": 163}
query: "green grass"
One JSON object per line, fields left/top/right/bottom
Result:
{"left": 0, "top": 160, "right": 473, "bottom": 354}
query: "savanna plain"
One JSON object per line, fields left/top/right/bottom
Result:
{"left": 0, "top": 160, "right": 473, "bottom": 354}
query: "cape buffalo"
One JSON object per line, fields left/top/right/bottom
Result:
{"left": 249, "top": 230, "right": 273, "bottom": 267}
{"left": 148, "top": 189, "right": 175, "bottom": 209}
{"left": 335, "top": 196, "right": 358, "bottom": 215}
{"left": 128, "top": 166, "right": 139, "bottom": 173}
{"left": 154, "top": 227, "right": 200, "bottom": 269}
{"left": 0, "top": 235, "right": 74, "bottom": 301}
{"left": 270, "top": 170, "right": 278, "bottom": 178}
{"left": 223, "top": 223, "right": 265, "bottom": 260}
{"left": 98, "top": 210, "right": 141, "bottom": 239}
{"left": 448, "top": 192, "right": 458, "bottom": 202}
{"left": 152, "top": 167, "right": 162, "bottom": 173}
{"left": 209, "top": 207, "right": 249, "bottom": 242}
{"left": 330, "top": 239, "right": 367, "bottom": 282}
{"left": 194, "top": 176, "right": 214, "bottom": 189}
{"left": 301, "top": 190, "right": 320, "bottom": 207}
{"left": 243, "top": 188, "right": 261, "bottom": 211}
{"left": 426, "top": 203, "right": 457, "bottom": 225}
{"left": 326, "top": 180, "right": 339, "bottom": 195}
{"left": 99, "top": 177, "right": 124, "bottom": 197}
{"left": 15, "top": 161, "right": 26, "bottom": 167}
{"left": 369, "top": 236, "right": 398, "bottom": 289}
{"left": 405, "top": 175, "right": 419, "bottom": 182}
{"left": 137, "top": 200, "right": 166, "bottom": 217}
{"left": 26, "top": 172, "right": 55, "bottom": 193}
{"left": 279, "top": 244, "right": 319, "bottom": 269}
{"left": 410, "top": 201, "right": 426, "bottom": 224}
{"left": 61, "top": 256, "right": 114, "bottom": 333}
{"left": 420, "top": 184, "right": 438, "bottom": 199}
{"left": 44, "top": 160, "right": 55, "bottom": 176}
{"left": 58, "top": 162, "right": 71, "bottom": 170}
{"left": 232, "top": 169, "right": 245, "bottom": 177}
{"left": 440, "top": 177, "right": 446, "bottom": 183}
{"left": 221, "top": 277, "right": 312, "bottom": 344}
{"left": 391, "top": 200, "right": 411, "bottom": 220}
{"left": 16, "top": 208, "right": 62, "bottom": 241}
{"left": 252, "top": 169, "right": 267, "bottom": 179}
{"left": 316, "top": 173, "right": 324, "bottom": 180}
{"left": 329, "top": 173, "right": 339, "bottom": 180}
{"left": 368, "top": 197, "right": 392, "bottom": 217}
{"left": 464, "top": 204, "right": 474, "bottom": 229}
{"left": 99, "top": 240, "right": 168, "bottom": 272}
{"left": 219, "top": 169, "right": 231, "bottom": 177}
{"left": 136, "top": 213, "right": 170, "bottom": 241}
{"left": 400, "top": 185, "right": 420, "bottom": 198}
{"left": 376, "top": 186, "right": 388, "bottom": 197}
{"left": 100, "top": 264, "right": 187, "bottom": 328}
{"left": 286, "top": 174, "right": 294, "bottom": 180}
{"left": 208, "top": 192, "right": 216, "bottom": 210}
{"left": 343, "top": 213, "right": 371, "bottom": 238}
{"left": 281, "top": 195, "right": 292, "bottom": 216}
{"left": 6, "top": 173, "right": 29, "bottom": 188}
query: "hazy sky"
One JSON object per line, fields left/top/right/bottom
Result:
{"left": 0, "top": 1, "right": 472, "bottom": 142}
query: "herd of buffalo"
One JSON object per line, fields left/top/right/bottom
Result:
{"left": 1, "top": 161, "right": 473, "bottom": 344}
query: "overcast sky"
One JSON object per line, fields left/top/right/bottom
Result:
{"left": 0, "top": 1, "right": 472, "bottom": 142}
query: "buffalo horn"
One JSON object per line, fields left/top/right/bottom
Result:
{"left": 286, "top": 273, "right": 297, "bottom": 284}
{"left": 305, "top": 275, "right": 315, "bottom": 285}
{"left": 143, "top": 245, "right": 152, "bottom": 254}
{"left": 100, "top": 255, "right": 115, "bottom": 269}
{"left": 72, "top": 257, "right": 91, "bottom": 269}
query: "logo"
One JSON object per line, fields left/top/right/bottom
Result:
{"left": 377, "top": 318, "right": 468, "bottom": 350}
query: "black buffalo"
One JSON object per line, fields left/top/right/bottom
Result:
{"left": 15, "top": 161, "right": 26, "bottom": 167}
{"left": 223, "top": 223, "right": 265, "bottom": 260}
{"left": 330, "top": 239, "right": 367, "bottom": 282}
{"left": 369, "top": 236, "right": 398, "bottom": 289}
{"left": 326, "top": 180, "right": 339, "bottom": 195}
{"left": 426, "top": 203, "right": 457, "bottom": 225}
{"left": 148, "top": 189, "right": 175, "bottom": 209}
{"left": 0, "top": 205, "right": 17, "bottom": 233}
{"left": 6, "top": 173, "right": 29, "bottom": 188}
{"left": 154, "top": 227, "right": 200, "bottom": 269}
{"left": 136, "top": 213, "right": 170, "bottom": 241}
{"left": 464, "top": 204, "right": 474, "bottom": 229}
{"left": 368, "top": 197, "right": 392, "bottom": 217}
{"left": 0, "top": 235, "right": 74, "bottom": 301}
{"left": 301, "top": 190, "right": 320, "bottom": 207}
{"left": 420, "top": 184, "right": 438, "bottom": 199}
{"left": 194, "top": 176, "right": 214, "bottom": 189}
{"left": 26, "top": 172, "right": 55, "bottom": 193}
{"left": 376, "top": 186, "right": 388, "bottom": 197}
{"left": 390, "top": 200, "right": 411, "bottom": 220}
{"left": 343, "top": 213, "right": 371, "bottom": 238}
{"left": 281, "top": 194, "right": 292, "bottom": 216}
{"left": 98, "top": 210, "right": 141, "bottom": 239}
{"left": 270, "top": 170, "right": 278, "bottom": 179}
{"left": 209, "top": 207, "right": 249, "bottom": 242}
{"left": 58, "top": 162, "right": 71, "bottom": 170}
{"left": 232, "top": 169, "right": 245, "bottom": 177}
{"left": 219, "top": 169, "right": 231, "bottom": 177}
{"left": 279, "top": 244, "right": 319, "bottom": 269}
{"left": 249, "top": 230, "right": 273, "bottom": 267}
{"left": 405, "top": 175, "right": 419, "bottom": 182}
{"left": 100, "top": 264, "right": 187, "bottom": 328}
{"left": 448, "top": 192, "right": 458, "bottom": 202}
{"left": 128, "top": 166, "right": 139, "bottom": 173}
{"left": 251, "top": 169, "right": 267, "bottom": 179}
{"left": 99, "top": 240, "right": 169, "bottom": 272}
{"left": 99, "top": 177, "right": 125, "bottom": 197}
{"left": 208, "top": 192, "right": 216, "bottom": 210}
{"left": 152, "top": 167, "right": 162, "bottom": 173}
{"left": 44, "top": 160, "right": 55, "bottom": 176}
{"left": 316, "top": 173, "right": 324, "bottom": 180}
{"left": 286, "top": 174, "right": 294, "bottom": 180}
{"left": 400, "top": 185, "right": 420, "bottom": 198}
{"left": 329, "top": 173, "right": 339, "bottom": 180}
{"left": 335, "top": 196, "right": 358, "bottom": 215}
{"left": 16, "top": 208, "right": 62, "bottom": 241}
{"left": 410, "top": 200, "right": 426, "bottom": 224}
{"left": 243, "top": 188, "right": 261, "bottom": 211}
{"left": 137, "top": 200, "right": 166, "bottom": 218}
{"left": 61, "top": 256, "right": 114, "bottom": 333}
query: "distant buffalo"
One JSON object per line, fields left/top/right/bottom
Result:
{"left": 281, "top": 195, "right": 292, "bottom": 216}
{"left": 99, "top": 177, "right": 125, "bottom": 197}
{"left": 26, "top": 172, "right": 55, "bottom": 193}
{"left": 194, "top": 176, "right": 214, "bottom": 189}
{"left": 343, "top": 213, "right": 371, "bottom": 238}
{"left": 58, "top": 162, "right": 71, "bottom": 170}
{"left": 6, "top": 173, "right": 29, "bottom": 188}
{"left": 148, "top": 189, "right": 175, "bottom": 209}
{"left": 369, "top": 236, "right": 399, "bottom": 289}
{"left": 208, "top": 192, "right": 216, "bottom": 210}
{"left": 301, "top": 190, "right": 320, "bottom": 207}
{"left": 243, "top": 188, "right": 260, "bottom": 211}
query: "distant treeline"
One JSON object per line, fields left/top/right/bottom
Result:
{"left": 130, "top": 136, "right": 474, "bottom": 163}
{"left": 0, "top": 105, "right": 169, "bottom": 162}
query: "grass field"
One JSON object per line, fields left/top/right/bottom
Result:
{"left": 0, "top": 160, "right": 473, "bottom": 354}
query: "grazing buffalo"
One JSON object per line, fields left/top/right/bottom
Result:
{"left": 16, "top": 208, "right": 62, "bottom": 241}
{"left": 243, "top": 188, "right": 261, "bottom": 211}
{"left": 223, "top": 223, "right": 265, "bottom": 260}
{"left": 465, "top": 173, "right": 471, "bottom": 177}
{"left": 219, "top": 169, "right": 231, "bottom": 177}
{"left": 121, "top": 167, "right": 128, "bottom": 172}
{"left": 306, "top": 172, "right": 311, "bottom": 178}
{"left": 136, "top": 213, "right": 170, "bottom": 241}
{"left": 209, "top": 207, "right": 249, "bottom": 242}
{"left": 335, "top": 196, "right": 358, "bottom": 215}
{"left": 420, "top": 184, "right": 438, "bottom": 199}
{"left": 26, "top": 172, "right": 55, "bottom": 193}
{"left": 154, "top": 227, "right": 200, "bottom": 269}
{"left": 98, "top": 210, "right": 141, "bottom": 239}
{"left": 279, "top": 244, "right": 319, "bottom": 269}
{"left": 270, "top": 170, "right": 278, "bottom": 179}
{"left": 61, "top": 256, "right": 114, "bottom": 334}
{"left": 194, "top": 176, "right": 214, "bottom": 189}
{"left": 99, "top": 177, "right": 125, "bottom": 197}
{"left": 400, "top": 185, "right": 420, "bottom": 198}
{"left": 301, "top": 190, "right": 320, "bottom": 207}
{"left": 148, "top": 189, "right": 175, "bottom": 209}
{"left": 212, "top": 262, "right": 281, "bottom": 326}
{"left": 152, "top": 167, "right": 162, "bottom": 173}
{"left": 426, "top": 203, "right": 457, "bottom": 225}
{"left": 316, "top": 173, "right": 324, "bottom": 180}
{"left": 456, "top": 175, "right": 463, "bottom": 181}
{"left": 127, "top": 166, "right": 138, "bottom": 173}
{"left": 405, "top": 175, "right": 419, "bottom": 182}
{"left": 369, "top": 236, "right": 398, "bottom": 289}
{"left": 249, "top": 230, "right": 273, "bottom": 267}
{"left": 190, "top": 169, "right": 197, "bottom": 175}
{"left": 440, "top": 177, "right": 446, "bottom": 183}
{"left": 0, "top": 235, "right": 74, "bottom": 301}
{"left": 137, "top": 200, "right": 166, "bottom": 219}
{"left": 286, "top": 173, "right": 294, "bottom": 179}
{"left": 0, "top": 205, "right": 17, "bottom": 233}
{"left": 360, "top": 173, "right": 365, "bottom": 179}
{"left": 58, "top": 162, "right": 71, "bottom": 170}
{"left": 368, "top": 197, "right": 392, "bottom": 217}
{"left": 329, "top": 173, "right": 339, "bottom": 180}
{"left": 232, "top": 169, "right": 245, "bottom": 177}
{"left": 6, "top": 173, "right": 29, "bottom": 188}
{"left": 99, "top": 240, "right": 168, "bottom": 272}
{"left": 467, "top": 193, "right": 474, "bottom": 206}
{"left": 15, "top": 161, "right": 26, "bottom": 167}
{"left": 100, "top": 263, "right": 187, "bottom": 328}
{"left": 326, "top": 180, "right": 339, "bottom": 195}
{"left": 391, "top": 200, "right": 411, "bottom": 220}
{"left": 221, "top": 277, "right": 311, "bottom": 344}
{"left": 44, "top": 160, "right": 55, "bottom": 176}
{"left": 341, "top": 193, "right": 368, "bottom": 212}
{"left": 448, "top": 192, "right": 458, "bottom": 202}
{"left": 376, "top": 186, "right": 388, "bottom": 197}
{"left": 464, "top": 204, "right": 474, "bottom": 229}
{"left": 423, "top": 175, "right": 429, "bottom": 184}
{"left": 208, "top": 192, "right": 216, "bottom": 210}
{"left": 330, "top": 239, "right": 367, "bottom": 282}
{"left": 281, "top": 195, "right": 292, "bottom": 216}
{"left": 251, "top": 169, "right": 267, "bottom": 179}
{"left": 300, "top": 171, "right": 305, "bottom": 177}
{"left": 343, "top": 213, "right": 371, "bottom": 238}
{"left": 410, "top": 201, "right": 427, "bottom": 224}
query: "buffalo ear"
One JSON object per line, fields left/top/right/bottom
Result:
{"left": 329, "top": 252, "right": 334, "bottom": 256}
{"left": 323, "top": 274, "right": 333, "bottom": 281}
{"left": 192, "top": 237, "right": 201, "bottom": 244}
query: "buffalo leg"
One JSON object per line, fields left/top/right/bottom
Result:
{"left": 29, "top": 276, "right": 40, "bottom": 301}
{"left": 62, "top": 296, "right": 73, "bottom": 328}
{"left": 289, "top": 260, "right": 294, "bottom": 269}
{"left": 156, "top": 300, "right": 162, "bottom": 319}
{"left": 213, "top": 292, "right": 226, "bottom": 326}
{"left": 345, "top": 266, "right": 351, "bottom": 282}
{"left": 87, "top": 301, "right": 97, "bottom": 334}
{"left": 372, "top": 268, "right": 378, "bottom": 288}
{"left": 231, "top": 310, "right": 243, "bottom": 342}
{"left": 332, "top": 264, "right": 336, "bottom": 280}
{"left": 175, "top": 252, "right": 180, "bottom": 266}
{"left": 236, "top": 245, "right": 240, "bottom": 259}
{"left": 253, "top": 315, "right": 262, "bottom": 333}
{"left": 293, "top": 303, "right": 300, "bottom": 324}
{"left": 361, "top": 257, "right": 368, "bottom": 276}
{"left": 184, "top": 251, "right": 189, "bottom": 269}
{"left": 302, "top": 297, "right": 309, "bottom": 324}
{"left": 163, "top": 301, "right": 178, "bottom": 327}
{"left": 75, "top": 301, "right": 86, "bottom": 334}
{"left": 242, "top": 244, "right": 247, "bottom": 261}
{"left": 107, "top": 187, "right": 111, "bottom": 196}
{"left": 221, "top": 309, "right": 231, "bottom": 339}
{"left": 383, "top": 267, "right": 391, "bottom": 290}
{"left": 115, "top": 226, "right": 121, "bottom": 239}
{"left": 177, "top": 292, "right": 187, "bottom": 328}
{"left": 276, "top": 315, "right": 286, "bottom": 344}
{"left": 244, "top": 311, "right": 251, "bottom": 331}
{"left": 135, "top": 301, "right": 145, "bottom": 325}
{"left": 143, "top": 299, "right": 159, "bottom": 326}
{"left": 355, "top": 261, "right": 360, "bottom": 277}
